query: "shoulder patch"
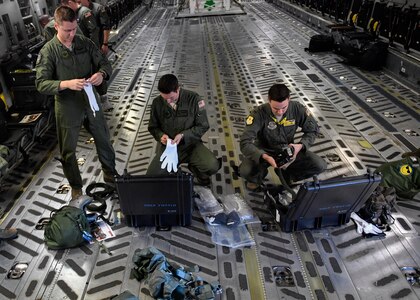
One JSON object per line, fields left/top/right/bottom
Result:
{"left": 84, "top": 11, "right": 92, "bottom": 18}
{"left": 198, "top": 100, "right": 205, "bottom": 109}
{"left": 246, "top": 115, "right": 254, "bottom": 125}
{"left": 399, "top": 164, "right": 412, "bottom": 176}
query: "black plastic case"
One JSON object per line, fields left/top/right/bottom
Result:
{"left": 265, "top": 172, "right": 381, "bottom": 232}
{"left": 115, "top": 172, "right": 193, "bottom": 227}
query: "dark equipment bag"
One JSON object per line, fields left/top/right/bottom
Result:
{"left": 333, "top": 31, "right": 388, "bottom": 70}
{"left": 132, "top": 247, "right": 222, "bottom": 300}
{"left": 306, "top": 34, "right": 334, "bottom": 52}
{"left": 44, "top": 206, "right": 91, "bottom": 249}
{"left": 358, "top": 40, "right": 389, "bottom": 70}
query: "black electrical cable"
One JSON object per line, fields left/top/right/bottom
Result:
{"left": 85, "top": 182, "right": 115, "bottom": 212}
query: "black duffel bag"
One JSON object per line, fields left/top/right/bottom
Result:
{"left": 333, "top": 31, "right": 388, "bottom": 70}
{"left": 306, "top": 34, "right": 334, "bottom": 52}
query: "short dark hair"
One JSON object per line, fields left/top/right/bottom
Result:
{"left": 158, "top": 74, "right": 179, "bottom": 94}
{"left": 268, "top": 84, "right": 290, "bottom": 102}
{"left": 54, "top": 5, "right": 76, "bottom": 24}
{"left": 60, "top": 0, "right": 73, "bottom": 6}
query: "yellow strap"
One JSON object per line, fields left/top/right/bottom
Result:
{"left": 0, "top": 92, "right": 8, "bottom": 110}
{"left": 373, "top": 21, "right": 380, "bottom": 32}
{"left": 271, "top": 116, "right": 283, "bottom": 124}
{"left": 352, "top": 13, "right": 358, "bottom": 24}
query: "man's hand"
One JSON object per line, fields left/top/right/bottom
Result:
{"left": 262, "top": 153, "right": 277, "bottom": 168}
{"left": 160, "top": 134, "right": 169, "bottom": 145}
{"left": 60, "top": 79, "right": 86, "bottom": 91}
{"left": 87, "top": 72, "right": 104, "bottom": 86}
{"left": 101, "top": 44, "right": 109, "bottom": 55}
{"left": 290, "top": 143, "right": 303, "bottom": 159}
{"left": 277, "top": 144, "right": 300, "bottom": 169}
{"left": 173, "top": 133, "right": 184, "bottom": 145}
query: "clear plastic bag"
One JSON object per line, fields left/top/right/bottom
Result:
{"left": 220, "top": 194, "right": 260, "bottom": 225}
{"left": 194, "top": 186, "right": 224, "bottom": 217}
{"left": 206, "top": 223, "right": 255, "bottom": 248}
{"left": 194, "top": 187, "right": 255, "bottom": 248}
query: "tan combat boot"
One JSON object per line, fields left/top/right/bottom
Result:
{"left": 246, "top": 182, "right": 260, "bottom": 191}
{"left": 71, "top": 188, "right": 83, "bottom": 200}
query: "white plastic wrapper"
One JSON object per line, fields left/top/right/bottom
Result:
{"left": 220, "top": 194, "right": 260, "bottom": 224}
{"left": 194, "top": 187, "right": 256, "bottom": 248}
{"left": 194, "top": 186, "right": 224, "bottom": 217}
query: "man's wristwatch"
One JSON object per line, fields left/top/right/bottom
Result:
{"left": 99, "top": 70, "right": 107, "bottom": 78}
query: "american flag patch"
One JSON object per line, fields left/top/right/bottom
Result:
{"left": 198, "top": 100, "right": 205, "bottom": 109}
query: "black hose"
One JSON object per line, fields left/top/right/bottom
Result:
{"left": 276, "top": 168, "right": 297, "bottom": 201}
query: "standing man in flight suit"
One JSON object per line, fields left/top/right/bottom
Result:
{"left": 79, "top": 0, "right": 111, "bottom": 54}
{"left": 147, "top": 74, "right": 220, "bottom": 186}
{"left": 35, "top": 6, "right": 117, "bottom": 199}
{"left": 62, "top": 0, "right": 113, "bottom": 111}
{"left": 239, "top": 83, "right": 326, "bottom": 191}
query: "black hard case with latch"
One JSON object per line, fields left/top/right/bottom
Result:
{"left": 265, "top": 172, "right": 381, "bottom": 232}
{"left": 115, "top": 172, "right": 193, "bottom": 227}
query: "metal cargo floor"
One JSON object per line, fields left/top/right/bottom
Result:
{"left": 1, "top": 2, "right": 420, "bottom": 299}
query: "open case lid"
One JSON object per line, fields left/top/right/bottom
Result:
{"left": 286, "top": 172, "right": 382, "bottom": 221}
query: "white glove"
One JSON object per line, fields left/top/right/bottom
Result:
{"left": 350, "top": 212, "right": 383, "bottom": 235}
{"left": 83, "top": 83, "right": 100, "bottom": 117}
{"left": 160, "top": 139, "right": 178, "bottom": 173}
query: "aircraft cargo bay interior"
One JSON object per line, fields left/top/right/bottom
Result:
{"left": 0, "top": 0, "right": 419, "bottom": 299}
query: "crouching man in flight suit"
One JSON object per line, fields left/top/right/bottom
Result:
{"left": 36, "top": 6, "right": 117, "bottom": 199}
{"left": 146, "top": 74, "right": 220, "bottom": 186}
{"left": 239, "top": 83, "right": 327, "bottom": 191}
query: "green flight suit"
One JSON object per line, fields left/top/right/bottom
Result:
{"left": 239, "top": 101, "right": 326, "bottom": 184}
{"left": 43, "top": 19, "right": 83, "bottom": 42}
{"left": 35, "top": 34, "right": 115, "bottom": 190}
{"left": 77, "top": 6, "right": 100, "bottom": 48}
{"left": 89, "top": 2, "right": 111, "bottom": 46}
{"left": 146, "top": 89, "right": 219, "bottom": 180}
{"left": 87, "top": 2, "right": 111, "bottom": 97}
{"left": 376, "top": 157, "right": 419, "bottom": 199}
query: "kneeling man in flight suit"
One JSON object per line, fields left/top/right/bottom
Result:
{"left": 146, "top": 74, "right": 220, "bottom": 185}
{"left": 239, "top": 83, "right": 326, "bottom": 191}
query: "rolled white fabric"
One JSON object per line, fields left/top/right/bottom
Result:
{"left": 350, "top": 212, "right": 383, "bottom": 235}
{"left": 83, "top": 83, "right": 100, "bottom": 117}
